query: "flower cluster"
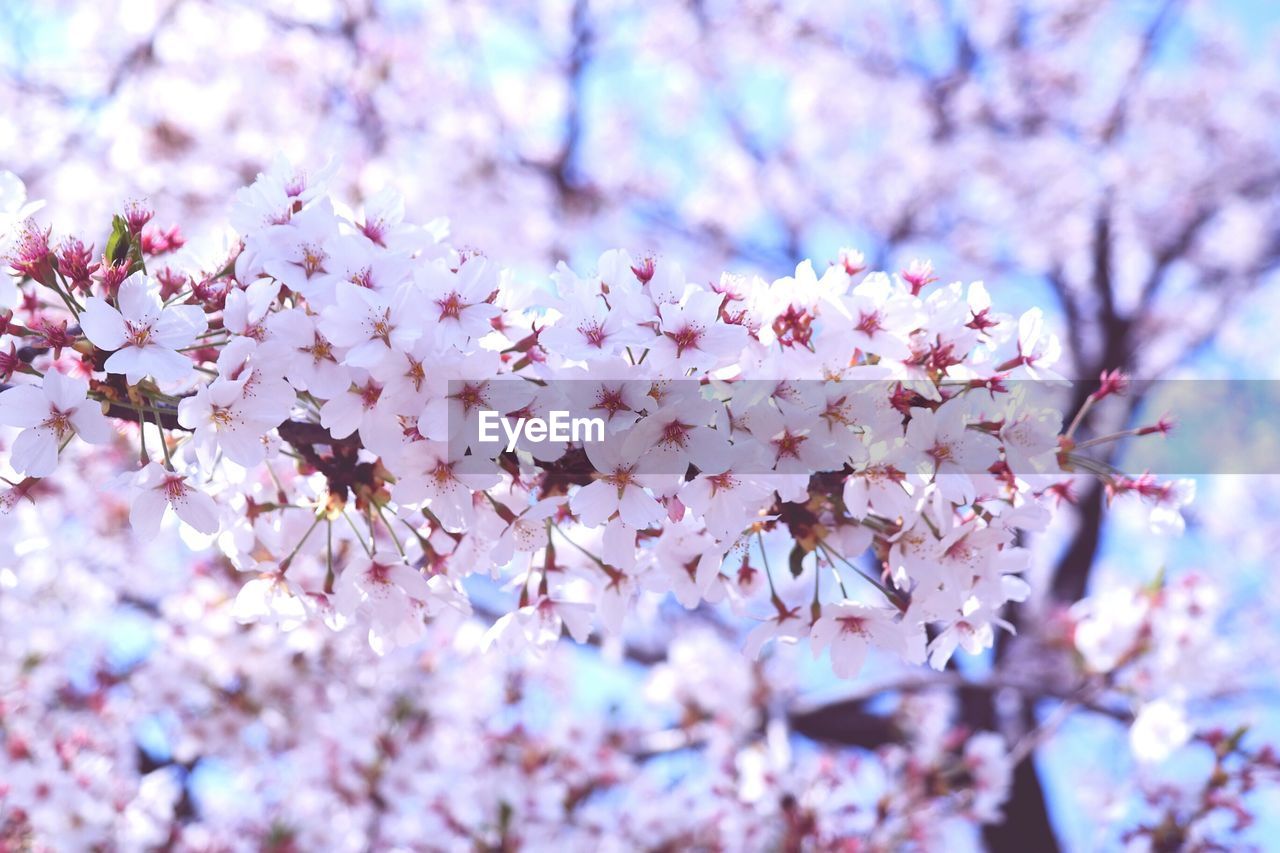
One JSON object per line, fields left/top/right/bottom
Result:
{"left": 0, "top": 163, "right": 1186, "bottom": 681}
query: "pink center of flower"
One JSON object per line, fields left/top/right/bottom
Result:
{"left": 591, "top": 388, "right": 630, "bottom": 418}
{"left": 41, "top": 409, "right": 73, "bottom": 440}
{"left": 578, "top": 321, "right": 606, "bottom": 348}
{"left": 708, "top": 472, "right": 738, "bottom": 494}
{"left": 667, "top": 324, "right": 703, "bottom": 357}
{"left": 359, "top": 382, "right": 383, "bottom": 409}
{"left": 350, "top": 267, "right": 374, "bottom": 289}
{"left": 162, "top": 475, "right": 189, "bottom": 500}
{"left": 303, "top": 333, "right": 333, "bottom": 362}
{"left": 299, "top": 244, "right": 326, "bottom": 278}
{"left": 406, "top": 358, "right": 426, "bottom": 391}
{"left": 125, "top": 321, "right": 153, "bottom": 347}
{"left": 659, "top": 420, "right": 693, "bottom": 449}
{"left": 837, "top": 615, "right": 869, "bottom": 637}
{"left": 365, "top": 308, "right": 394, "bottom": 342}
{"left": 856, "top": 310, "right": 883, "bottom": 336}
{"left": 772, "top": 429, "right": 807, "bottom": 461}
{"left": 452, "top": 383, "right": 488, "bottom": 415}
{"left": 436, "top": 292, "right": 464, "bottom": 320}
{"left": 604, "top": 465, "right": 638, "bottom": 492}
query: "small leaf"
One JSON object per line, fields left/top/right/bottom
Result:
{"left": 106, "top": 215, "right": 130, "bottom": 264}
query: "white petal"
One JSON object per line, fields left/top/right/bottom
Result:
{"left": 319, "top": 393, "right": 362, "bottom": 439}
{"left": 171, "top": 485, "right": 220, "bottom": 535}
{"left": 41, "top": 369, "right": 89, "bottom": 411}
{"left": 11, "top": 426, "right": 59, "bottom": 477}
{"left": 70, "top": 405, "right": 114, "bottom": 445}
{"left": 617, "top": 485, "right": 662, "bottom": 528}
{"left": 556, "top": 602, "right": 594, "bottom": 644}
{"left": 130, "top": 489, "right": 169, "bottom": 538}
{"left": 142, "top": 347, "right": 196, "bottom": 383}
{"left": 103, "top": 346, "right": 153, "bottom": 384}
{"left": 118, "top": 273, "right": 161, "bottom": 323}
{"left": 79, "top": 298, "right": 128, "bottom": 350}
{"left": 218, "top": 424, "right": 266, "bottom": 467}
{"left": 0, "top": 384, "right": 49, "bottom": 427}
{"left": 569, "top": 480, "right": 616, "bottom": 527}
{"left": 153, "top": 304, "right": 208, "bottom": 348}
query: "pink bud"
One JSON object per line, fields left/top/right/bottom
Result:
{"left": 1090, "top": 369, "right": 1128, "bottom": 402}
{"left": 123, "top": 200, "right": 154, "bottom": 235}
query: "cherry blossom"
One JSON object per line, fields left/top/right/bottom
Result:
{"left": 127, "top": 462, "right": 220, "bottom": 537}
{"left": 80, "top": 273, "right": 208, "bottom": 384}
{"left": 0, "top": 368, "right": 112, "bottom": 476}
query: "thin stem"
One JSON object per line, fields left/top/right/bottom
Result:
{"left": 816, "top": 539, "right": 899, "bottom": 606}
{"left": 757, "top": 531, "right": 779, "bottom": 600}
{"left": 324, "top": 519, "right": 336, "bottom": 594}
{"left": 342, "top": 509, "right": 375, "bottom": 556}
{"left": 280, "top": 512, "right": 324, "bottom": 571}
{"left": 1073, "top": 427, "right": 1149, "bottom": 450}
{"left": 1065, "top": 395, "right": 1095, "bottom": 439}
{"left": 551, "top": 520, "right": 606, "bottom": 567}
{"left": 376, "top": 504, "right": 407, "bottom": 559}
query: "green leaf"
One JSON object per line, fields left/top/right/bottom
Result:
{"left": 105, "top": 215, "right": 130, "bottom": 265}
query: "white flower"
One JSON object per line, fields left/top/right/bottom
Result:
{"left": 570, "top": 436, "right": 668, "bottom": 529}
{"left": 679, "top": 445, "right": 774, "bottom": 542}
{"left": 415, "top": 257, "right": 502, "bottom": 349}
{"left": 176, "top": 376, "right": 284, "bottom": 467}
{"left": 810, "top": 601, "right": 910, "bottom": 679}
{"left": 253, "top": 198, "right": 342, "bottom": 295}
{"left": 1130, "top": 699, "right": 1191, "bottom": 764}
{"left": 1000, "top": 405, "right": 1062, "bottom": 476}
{"left": 222, "top": 278, "right": 281, "bottom": 341}
{"left": 127, "top": 462, "right": 220, "bottom": 537}
{"left": 333, "top": 554, "right": 434, "bottom": 653}
{"left": 482, "top": 596, "right": 595, "bottom": 656}
{"left": 1006, "top": 308, "right": 1064, "bottom": 381}
{"left": 0, "top": 369, "right": 113, "bottom": 476}
{"left": 80, "top": 272, "right": 208, "bottom": 384}
{"left": 542, "top": 274, "right": 649, "bottom": 362}
{"left": 319, "top": 281, "right": 424, "bottom": 369}
{"left": 649, "top": 290, "right": 748, "bottom": 373}
{"left": 264, "top": 306, "right": 351, "bottom": 399}
{"left": 390, "top": 440, "right": 500, "bottom": 532}
{"left": 233, "top": 563, "right": 307, "bottom": 627}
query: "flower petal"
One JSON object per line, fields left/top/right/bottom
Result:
{"left": 153, "top": 304, "right": 208, "bottom": 349}
{"left": 79, "top": 297, "right": 128, "bottom": 351}
{"left": 118, "top": 273, "right": 161, "bottom": 325}
{"left": 171, "top": 485, "right": 220, "bottom": 535}
{"left": 11, "top": 426, "right": 59, "bottom": 476}
{"left": 0, "top": 384, "right": 49, "bottom": 427}
{"left": 70, "top": 404, "right": 114, "bottom": 445}
{"left": 130, "top": 489, "right": 168, "bottom": 538}
{"left": 40, "top": 369, "right": 89, "bottom": 411}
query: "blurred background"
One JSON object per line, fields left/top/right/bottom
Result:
{"left": 3, "top": 0, "right": 1280, "bottom": 849}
